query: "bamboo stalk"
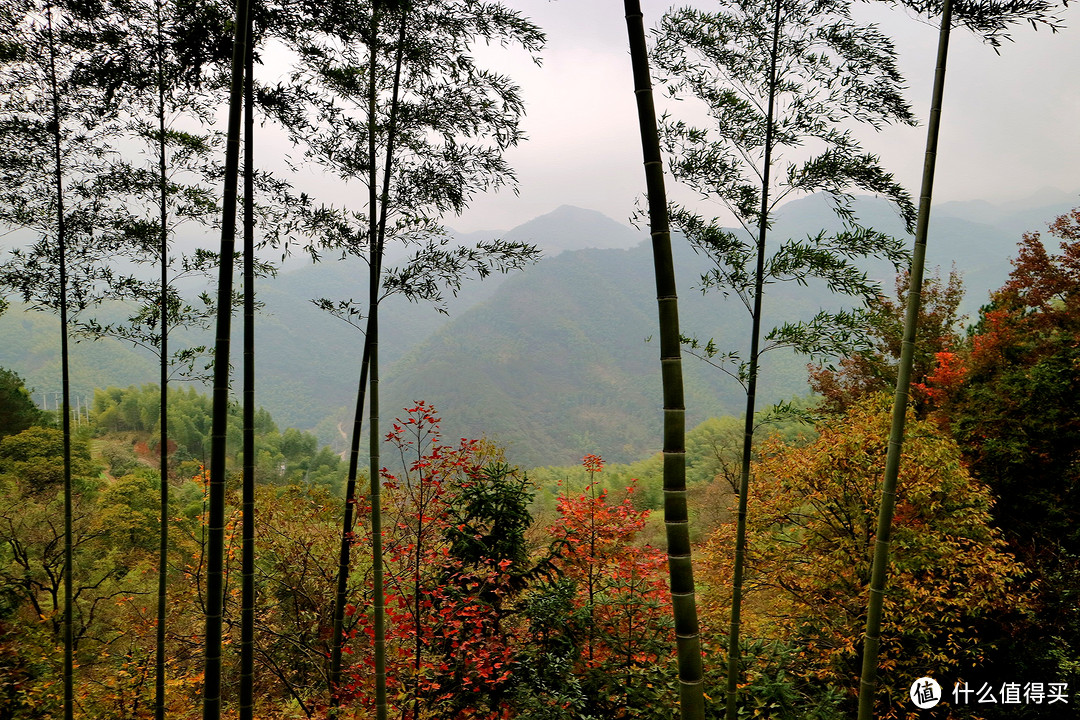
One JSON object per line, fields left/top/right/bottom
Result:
{"left": 203, "top": 0, "right": 252, "bottom": 712}
{"left": 154, "top": 0, "right": 169, "bottom": 716}
{"left": 856, "top": 2, "right": 953, "bottom": 717}
{"left": 239, "top": 15, "right": 256, "bottom": 720}
{"left": 725, "top": 1, "right": 782, "bottom": 716}
{"left": 623, "top": 3, "right": 705, "bottom": 718}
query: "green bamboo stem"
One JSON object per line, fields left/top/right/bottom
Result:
{"left": 366, "top": 8, "right": 388, "bottom": 719}
{"left": 328, "top": 7, "right": 407, "bottom": 714}
{"left": 203, "top": 0, "right": 252, "bottom": 713}
{"left": 44, "top": 5, "right": 74, "bottom": 719}
{"left": 856, "top": 2, "right": 952, "bottom": 717}
{"left": 623, "top": 2, "right": 705, "bottom": 718}
{"left": 239, "top": 18, "right": 256, "bottom": 720}
{"left": 155, "top": 0, "right": 169, "bottom": 717}
{"left": 726, "top": 1, "right": 782, "bottom": 716}
{"left": 328, "top": 340, "right": 370, "bottom": 707}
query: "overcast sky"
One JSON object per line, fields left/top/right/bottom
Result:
{"left": 254, "top": 1, "right": 1078, "bottom": 236}
{"left": 428, "top": 0, "right": 1080, "bottom": 233}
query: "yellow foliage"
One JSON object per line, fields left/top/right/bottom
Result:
{"left": 698, "top": 394, "right": 1030, "bottom": 718}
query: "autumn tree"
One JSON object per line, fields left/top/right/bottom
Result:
{"left": 941, "top": 209, "right": 1080, "bottom": 705}
{"left": 949, "top": 208, "right": 1080, "bottom": 549}
{"left": 335, "top": 403, "right": 538, "bottom": 719}
{"left": 808, "top": 268, "right": 966, "bottom": 416}
{"left": 700, "top": 395, "right": 1028, "bottom": 718}
{"left": 853, "top": 2, "right": 1066, "bottom": 712}
{"left": 545, "top": 455, "right": 676, "bottom": 719}
{"left": 0, "top": 427, "right": 162, "bottom": 719}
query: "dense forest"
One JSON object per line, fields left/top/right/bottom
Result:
{"left": 0, "top": 0, "right": 1077, "bottom": 718}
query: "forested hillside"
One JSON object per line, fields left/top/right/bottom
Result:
{"left": 0, "top": 0, "right": 1075, "bottom": 718}
{"left": 3, "top": 208, "right": 1079, "bottom": 716}
{"left": 3, "top": 194, "right": 1074, "bottom": 466}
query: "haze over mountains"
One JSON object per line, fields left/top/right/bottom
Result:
{"left": 2, "top": 191, "right": 1076, "bottom": 466}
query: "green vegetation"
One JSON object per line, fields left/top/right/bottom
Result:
{"left": 0, "top": 367, "right": 50, "bottom": 439}
{"left": 0, "top": 0, "right": 1075, "bottom": 715}
{"left": 91, "top": 384, "right": 346, "bottom": 491}
{"left": 1, "top": 204, "right": 1079, "bottom": 716}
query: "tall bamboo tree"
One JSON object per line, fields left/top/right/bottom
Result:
{"left": 204, "top": 0, "right": 252, "bottom": 713}
{"left": 257, "top": 3, "right": 543, "bottom": 713}
{"left": 0, "top": 3, "right": 122, "bottom": 715}
{"left": 240, "top": 12, "right": 256, "bottom": 720}
{"left": 724, "top": 4, "right": 782, "bottom": 717}
{"left": 44, "top": 6, "right": 75, "bottom": 718}
{"left": 153, "top": 2, "right": 169, "bottom": 717}
{"left": 650, "top": 2, "right": 921, "bottom": 713}
{"left": 856, "top": 0, "right": 1067, "bottom": 715}
{"left": 855, "top": 8, "right": 952, "bottom": 713}
{"left": 623, "top": 2, "right": 705, "bottom": 718}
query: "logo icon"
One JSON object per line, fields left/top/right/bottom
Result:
{"left": 910, "top": 677, "right": 942, "bottom": 709}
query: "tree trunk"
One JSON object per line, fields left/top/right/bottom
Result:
{"left": 329, "top": 341, "right": 371, "bottom": 707}
{"left": 154, "top": 1, "right": 169, "bottom": 717}
{"left": 622, "top": 3, "right": 705, "bottom": 718}
{"left": 726, "top": 2, "right": 782, "bottom": 716}
{"left": 44, "top": 5, "right": 74, "bottom": 719}
{"left": 367, "top": 6, "right": 388, "bottom": 719}
{"left": 856, "top": 1, "right": 953, "bottom": 717}
{"left": 240, "top": 18, "right": 256, "bottom": 720}
{"left": 203, "top": 0, "right": 252, "bottom": 713}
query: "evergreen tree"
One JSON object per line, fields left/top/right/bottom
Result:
{"left": 0, "top": 367, "right": 49, "bottom": 439}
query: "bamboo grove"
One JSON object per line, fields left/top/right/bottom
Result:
{"left": 0, "top": 0, "right": 1075, "bottom": 718}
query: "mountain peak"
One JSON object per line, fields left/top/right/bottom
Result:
{"left": 503, "top": 205, "right": 645, "bottom": 256}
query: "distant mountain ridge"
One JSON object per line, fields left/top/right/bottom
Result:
{"left": 2, "top": 190, "right": 1076, "bottom": 466}
{"left": 494, "top": 205, "right": 643, "bottom": 256}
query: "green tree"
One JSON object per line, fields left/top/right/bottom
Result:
{"left": 0, "top": 427, "right": 162, "bottom": 719}
{"left": 0, "top": 368, "right": 49, "bottom": 439}
{"left": 0, "top": 5, "right": 110, "bottom": 716}
{"left": 1, "top": 3, "right": 232, "bottom": 710}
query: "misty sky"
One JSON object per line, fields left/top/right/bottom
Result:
{"left": 239, "top": 0, "right": 1080, "bottom": 240}
{"left": 429, "top": 1, "right": 1080, "bottom": 234}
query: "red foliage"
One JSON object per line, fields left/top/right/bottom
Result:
{"left": 965, "top": 208, "right": 1080, "bottom": 379}
{"left": 343, "top": 403, "right": 522, "bottom": 719}
{"left": 549, "top": 456, "right": 672, "bottom": 673}
{"left": 912, "top": 350, "right": 967, "bottom": 407}
{"left": 809, "top": 268, "right": 965, "bottom": 417}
